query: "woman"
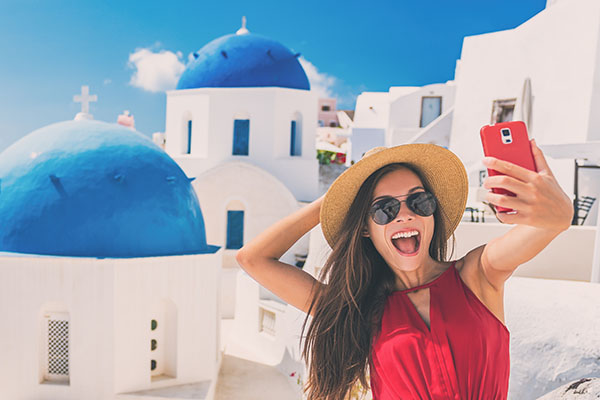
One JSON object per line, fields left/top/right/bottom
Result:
{"left": 236, "top": 143, "right": 573, "bottom": 399}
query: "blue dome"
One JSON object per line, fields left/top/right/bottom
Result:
{"left": 177, "top": 33, "right": 310, "bottom": 91}
{"left": 0, "top": 120, "right": 218, "bottom": 258}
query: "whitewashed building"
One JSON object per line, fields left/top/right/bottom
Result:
{"left": 0, "top": 119, "right": 222, "bottom": 399}
{"left": 163, "top": 26, "right": 318, "bottom": 319}
{"left": 348, "top": 82, "right": 456, "bottom": 163}
{"left": 449, "top": 0, "right": 600, "bottom": 223}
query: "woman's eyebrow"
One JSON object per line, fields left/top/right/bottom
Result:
{"left": 371, "top": 186, "right": 425, "bottom": 204}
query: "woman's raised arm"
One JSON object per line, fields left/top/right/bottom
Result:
{"left": 235, "top": 195, "right": 325, "bottom": 316}
{"left": 477, "top": 139, "right": 574, "bottom": 290}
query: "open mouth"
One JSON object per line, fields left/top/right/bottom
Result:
{"left": 391, "top": 230, "right": 421, "bottom": 256}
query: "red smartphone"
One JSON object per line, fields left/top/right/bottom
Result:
{"left": 480, "top": 121, "right": 537, "bottom": 213}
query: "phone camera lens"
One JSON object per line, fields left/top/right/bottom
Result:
{"left": 501, "top": 128, "right": 511, "bottom": 136}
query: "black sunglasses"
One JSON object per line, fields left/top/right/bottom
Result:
{"left": 369, "top": 191, "right": 437, "bottom": 225}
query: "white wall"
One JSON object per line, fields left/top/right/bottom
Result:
{"left": 449, "top": 0, "right": 600, "bottom": 170}
{"left": 0, "top": 251, "right": 221, "bottom": 400}
{"left": 405, "top": 108, "right": 454, "bottom": 148}
{"left": 453, "top": 222, "right": 596, "bottom": 282}
{"left": 193, "top": 161, "right": 302, "bottom": 318}
{"left": 165, "top": 87, "right": 319, "bottom": 202}
{"left": 353, "top": 92, "right": 392, "bottom": 129}
{"left": 112, "top": 253, "right": 221, "bottom": 394}
{"left": 351, "top": 83, "right": 455, "bottom": 155}
{"left": 165, "top": 93, "right": 210, "bottom": 157}
{"left": 349, "top": 128, "right": 385, "bottom": 164}
{"left": 388, "top": 83, "right": 456, "bottom": 145}
{"left": 586, "top": 12, "right": 600, "bottom": 142}
{"left": 0, "top": 256, "right": 115, "bottom": 400}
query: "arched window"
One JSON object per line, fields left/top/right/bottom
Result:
{"left": 226, "top": 200, "right": 245, "bottom": 249}
{"left": 186, "top": 120, "right": 192, "bottom": 154}
{"left": 290, "top": 112, "right": 303, "bottom": 157}
{"left": 232, "top": 119, "right": 250, "bottom": 156}
{"left": 181, "top": 112, "right": 193, "bottom": 154}
{"left": 40, "top": 305, "right": 70, "bottom": 385}
{"left": 150, "top": 299, "right": 177, "bottom": 380}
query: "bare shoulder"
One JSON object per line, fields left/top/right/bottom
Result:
{"left": 454, "top": 245, "right": 507, "bottom": 325}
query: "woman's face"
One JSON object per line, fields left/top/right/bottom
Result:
{"left": 363, "top": 167, "right": 435, "bottom": 270}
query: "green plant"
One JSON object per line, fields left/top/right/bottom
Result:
{"left": 316, "top": 149, "right": 346, "bottom": 165}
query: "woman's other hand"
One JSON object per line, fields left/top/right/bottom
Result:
{"left": 482, "top": 139, "right": 574, "bottom": 232}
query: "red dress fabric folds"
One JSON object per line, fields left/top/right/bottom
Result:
{"left": 370, "top": 261, "right": 510, "bottom": 400}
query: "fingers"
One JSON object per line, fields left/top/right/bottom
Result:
{"left": 483, "top": 156, "right": 537, "bottom": 182}
{"left": 485, "top": 191, "right": 525, "bottom": 210}
{"left": 530, "top": 139, "right": 553, "bottom": 176}
{"left": 483, "top": 175, "right": 529, "bottom": 196}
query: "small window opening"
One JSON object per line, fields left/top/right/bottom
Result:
{"left": 186, "top": 120, "right": 192, "bottom": 154}
{"left": 290, "top": 120, "right": 302, "bottom": 156}
{"left": 491, "top": 99, "right": 516, "bottom": 124}
{"left": 233, "top": 119, "right": 250, "bottom": 156}
{"left": 43, "top": 313, "right": 70, "bottom": 384}
{"left": 226, "top": 210, "right": 244, "bottom": 249}
{"left": 420, "top": 96, "right": 442, "bottom": 127}
{"left": 259, "top": 308, "right": 276, "bottom": 336}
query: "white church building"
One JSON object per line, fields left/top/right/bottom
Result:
{"left": 161, "top": 26, "right": 319, "bottom": 321}
{"left": 0, "top": 119, "right": 223, "bottom": 399}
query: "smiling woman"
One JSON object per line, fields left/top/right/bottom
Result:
{"left": 236, "top": 142, "right": 572, "bottom": 400}
{"left": 368, "top": 186, "right": 438, "bottom": 257}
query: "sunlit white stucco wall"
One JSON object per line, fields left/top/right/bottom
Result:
{"left": 193, "top": 161, "right": 303, "bottom": 318}
{"left": 0, "top": 252, "right": 221, "bottom": 400}
{"left": 165, "top": 87, "right": 319, "bottom": 202}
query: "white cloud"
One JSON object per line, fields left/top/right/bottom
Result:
{"left": 103, "top": 78, "right": 112, "bottom": 86}
{"left": 128, "top": 48, "right": 186, "bottom": 92}
{"left": 298, "top": 57, "right": 337, "bottom": 99}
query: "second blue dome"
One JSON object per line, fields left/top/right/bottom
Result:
{"left": 177, "top": 33, "right": 310, "bottom": 91}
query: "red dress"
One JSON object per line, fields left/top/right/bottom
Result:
{"left": 370, "top": 261, "right": 510, "bottom": 399}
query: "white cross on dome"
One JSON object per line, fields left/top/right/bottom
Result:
{"left": 73, "top": 85, "right": 97, "bottom": 120}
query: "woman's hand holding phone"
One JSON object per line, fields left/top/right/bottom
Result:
{"left": 482, "top": 139, "right": 573, "bottom": 232}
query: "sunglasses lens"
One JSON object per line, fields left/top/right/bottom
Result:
{"left": 369, "top": 192, "right": 437, "bottom": 225}
{"left": 371, "top": 198, "right": 401, "bottom": 225}
{"left": 408, "top": 192, "right": 437, "bottom": 216}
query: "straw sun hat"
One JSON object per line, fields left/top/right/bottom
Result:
{"left": 320, "top": 144, "right": 468, "bottom": 249}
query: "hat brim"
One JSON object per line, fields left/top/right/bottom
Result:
{"left": 320, "top": 144, "right": 468, "bottom": 249}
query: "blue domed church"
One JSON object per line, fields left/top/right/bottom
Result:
{"left": 0, "top": 119, "right": 223, "bottom": 399}
{"left": 164, "top": 24, "right": 318, "bottom": 203}
{"left": 163, "top": 24, "right": 318, "bottom": 324}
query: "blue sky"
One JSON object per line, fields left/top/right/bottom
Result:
{"left": 0, "top": 0, "right": 546, "bottom": 152}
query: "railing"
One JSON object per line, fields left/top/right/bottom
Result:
{"left": 573, "top": 196, "right": 596, "bottom": 225}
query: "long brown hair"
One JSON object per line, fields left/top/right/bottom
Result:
{"left": 301, "top": 163, "right": 455, "bottom": 400}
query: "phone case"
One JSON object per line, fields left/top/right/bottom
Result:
{"left": 480, "top": 121, "right": 537, "bottom": 213}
